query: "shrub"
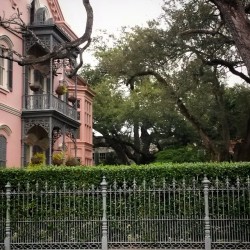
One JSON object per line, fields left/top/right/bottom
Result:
{"left": 154, "top": 146, "right": 208, "bottom": 163}
{"left": 26, "top": 163, "right": 45, "bottom": 171}
{"left": 0, "top": 162, "right": 250, "bottom": 189}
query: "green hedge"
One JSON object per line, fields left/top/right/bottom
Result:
{"left": 0, "top": 162, "right": 250, "bottom": 189}
{"left": 154, "top": 146, "right": 208, "bottom": 163}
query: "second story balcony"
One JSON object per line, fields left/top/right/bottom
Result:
{"left": 22, "top": 94, "right": 77, "bottom": 120}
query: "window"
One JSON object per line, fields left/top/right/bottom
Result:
{"left": 30, "top": 1, "right": 49, "bottom": 25}
{"left": 99, "top": 153, "right": 106, "bottom": 161}
{"left": 0, "top": 135, "right": 7, "bottom": 167}
{"left": 77, "top": 111, "right": 81, "bottom": 120}
{"left": 77, "top": 99, "right": 81, "bottom": 109}
{"left": 35, "top": 7, "right": 46, "bottom": 24}
{"left": 0, "top": 36, "right": 13, "bottom": 92}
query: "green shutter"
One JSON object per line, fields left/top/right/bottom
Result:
{"left": 0, "top": 135, "right": 7, "bottom": 167}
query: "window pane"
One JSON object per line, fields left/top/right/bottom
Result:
{"left": 77, "top": 99, "right": 81, "bottom": 109}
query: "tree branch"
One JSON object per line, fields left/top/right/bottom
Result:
{"left": 127, "top": 70, "right": 219, "bottom": 156}
{"left": 204, "top": 58, "right": 250, "bottom": 83}
{"left": 0, "top": 0, "right": 93, "bottom": 76}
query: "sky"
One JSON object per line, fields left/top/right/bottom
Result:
{"left": 59, "top": 0, "right": 163, "bottom": 64}
{"left": 59, "top": 0, "right": 163, "bottom": 36}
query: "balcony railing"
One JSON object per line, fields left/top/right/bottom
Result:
{"left": 22, "top": 94, "right": 77, "bottom": 120}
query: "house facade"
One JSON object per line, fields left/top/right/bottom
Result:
{"left": 0, "top": 0, "right": 94, "bottom": 167}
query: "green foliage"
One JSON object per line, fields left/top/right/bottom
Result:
{"left": 225, "top": 85, "right": 250, "bottom": 139}
{"left": 26, "top": 163, "right": 46, "bottom": 171}
{"left": 52, "top": 152, "right": 64, "bottom": 166}
{"left": 1, "top": 162, "right": 250, "bottom": 189}
{"left": 154, "top": 146, "right": 208, "bottom": 163}
{"left": 1, "top": 163, "right": 249, "bottom": 245}
{"left": 80, "top": 0, "right": 250, "bottom": 164}
{"left": 55, "top": 84, "right": 68, "bottom": 95}
{"left": 30, "top": 152, "right": 45, "bottom": 165}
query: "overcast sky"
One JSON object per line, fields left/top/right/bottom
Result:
{"left": 59, "top": 0, "right": 163, "bottom": 36}
{"left": 59, "top": 0, "right": 163, "bottom": 64}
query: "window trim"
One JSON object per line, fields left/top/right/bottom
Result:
{"left": 0, "top": 35, "right": 13, "bottom": 92}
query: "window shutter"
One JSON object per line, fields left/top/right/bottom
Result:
{"left": 8, "top": 59, "right": 13, "bottom": 91}
{"left": 0, "top": 49, "right": 4, "bottom": 86}
{"left": 0, "top": 136, "right": 7, "bottom": 167}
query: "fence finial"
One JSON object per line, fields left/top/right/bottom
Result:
{"left": 101, "top": 176, "right": 107, "bottom": 187}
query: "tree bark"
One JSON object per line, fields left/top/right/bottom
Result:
{"left": 233, "top": 117, "right": 250, "bottom": 161}
{"left": 211, "top": 0, "right": 250, "bottom": 76}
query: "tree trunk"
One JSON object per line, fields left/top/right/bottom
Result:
{"left": 211, "top": 69, "right": 231, "bottom": 161}
{"left": 140, "top": 125, "right": 155, "bottom": 164}
{"left": 212, "top": 0, "right": 250, "bottom": 75}
{"left": 107, "top": 139, "right": 131, "bottom": 165}
{"left": 233, "top": 117, "right": 250, "bottom": 161}
{"left": 133, "top": 121, "right": 141, "bottom": 164}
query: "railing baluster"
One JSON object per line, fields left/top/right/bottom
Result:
{"left": 23, "top": 94, "right": 76, "bottom": 119}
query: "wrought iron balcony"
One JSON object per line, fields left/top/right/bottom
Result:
{"left": 22, "top": 94, "right": 77, "bottom": 120}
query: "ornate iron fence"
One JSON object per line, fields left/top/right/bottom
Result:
{"left": 0, "top": 176, "right": 249, "bottom": 250}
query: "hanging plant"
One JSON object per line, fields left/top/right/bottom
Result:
{"left": 52, "top": 152, "right": 64, "bottom": 166}
{"left": 29, "top": 84, "right": 41, "bottom": 92}
{"left": 55, "top": 84, "right": 68, "bottom": 95}
{"left": 65, "top": 156, "right": 79, "bottom": 166}
{"left": 31, "top": 152, "right": 45, "bottom": 165}
{"left": 68, "top": 95, "right": 77, "bottom": 103}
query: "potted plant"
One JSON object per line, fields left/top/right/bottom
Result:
{"left": 55, "top": 85, "right": 68, "bottom": 95}
{"left": 29, "top": 84, "right": 41, "bottom": 92}
{"left": 31, "top": 152, "right": 45, "bottom": 165}
{"left": 68, "top": 95, "right": 77, "bottom": 103}
{"left": 65, "top": 156, "right": 79, "bottom": 166}
{"left": 52, "top": 151, "right": 64, "bottom": 166}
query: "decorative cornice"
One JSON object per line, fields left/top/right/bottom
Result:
{"left": 47, "top": 0, "right": 65, "bottom": 22}
{"left": 0, "top": 103, "right": 21, "bottom": 117}
{"left": 46, "top": 0, "right": 79, "bottom": 41}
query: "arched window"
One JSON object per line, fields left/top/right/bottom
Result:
{"left": 0, "top": 36, "right": 13, "bottom": 92}
{"left": 0, "top": 135, "right": 7, "bottom": 167}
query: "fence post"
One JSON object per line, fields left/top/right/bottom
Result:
{"left": 202, "top": 176, "right": 211, "bottom": 250}
{"left": 4, "top": 182, "right": 11, "bottom": 250}
{"left": 101, "top": 176, "right": 108, "bottom": 250}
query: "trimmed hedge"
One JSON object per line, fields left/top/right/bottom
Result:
{"left": 154, "top": 146, "right": 208, "bottom": 163}
{"left": 0, "top": 162, "right": 250, "bottom": 189}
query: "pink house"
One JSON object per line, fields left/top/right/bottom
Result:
{"left": 0, "top": 0, "right": 94, "bottom": 167}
